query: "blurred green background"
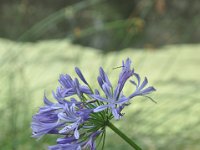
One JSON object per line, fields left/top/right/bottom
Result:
{"left": 0, "top": 0, "right": 200, "bottom": 150}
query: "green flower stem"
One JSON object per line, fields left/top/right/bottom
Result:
{"left": 107, "top": 121, "right": 142, "bottom": 150}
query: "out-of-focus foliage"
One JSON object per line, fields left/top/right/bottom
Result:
{"left": 0, "top": 0, "right": 199, "bottom": 149}
{"left": 0, "top": 0, "right": 199, "bottom": 50}
{"left": 0, "top": 38, "right": 200, "bottom": 150}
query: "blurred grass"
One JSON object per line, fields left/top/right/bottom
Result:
{"left": 18, "top": 0, "right": 104, "bottom": 41}
{"left": 0, "top": 38, "right": 200, "bottom": 150}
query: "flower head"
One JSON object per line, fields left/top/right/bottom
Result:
{"left": 91, "top": 58, "right": 155, "bottom": 119}
{"left": 55, "top": 74, "right": 91, "bottom": 99}
{"left": 31, "top": 96, "right": 92, "bottom": 140}
{"left": 31, "top": 58, "right": 156, "bottom": 150}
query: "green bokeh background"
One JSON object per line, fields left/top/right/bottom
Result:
{"left": 0, "top": 0, "right": 199, "bottom": 150}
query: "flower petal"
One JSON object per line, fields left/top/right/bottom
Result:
{"left": 75, "top": 67, "right": 88, "bottom": 85}
{"left": 99, "top": 67, "right": 112, "bottom": 87}
{"left": 74, "top": 127, "right": 80, "bottom": 139}
{"left": 112, "top": 108, "right": 120, "bottom": 120}
{"left": 115, "top": 96, "right": 129, "bottom": 105}
{"left": 91, "top": 95, "right": 110, "bottom": 103}
{"left": 93, "top": 104, "right": 110, "bottom": 112}
{"left": 102, "top": 83, "right": 112, "bottom": 98}
{"left": 138, "top": 77, "right": 148, "bottom": 90}
{"left": 43, "top": 94, "right": 53, "bottom": 106}
{"left": 141, "top": 86, "right": 156, "bottom": 95}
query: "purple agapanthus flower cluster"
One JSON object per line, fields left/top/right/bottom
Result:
{"left": 31, "top": 58, "right": 156, "bottom": 150}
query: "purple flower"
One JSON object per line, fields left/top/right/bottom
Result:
{"left": 31, "top": 57, "right": 156, "bottom": 150}
{"left": 57, "top": 136, "right": 77, "bottom": 144}
{"left": 75, "top": 67, "right": 89, "bottom": 85}
{"left": 48, "top": 143, "right": 81, "bottom": 150}
{"left": 56, "top": 74, "right": 92, "bottom": 99}
{"left": 31, "top": 95, "right": 92, "bottom": 140}
{"left": 48, "top": 136, "right": 80, "bottom": 150}
{"left": 82, "top": 131, "right": 102, "bottom": 150}
{"left": 31, "top": 96, "right": 62, "bottom": 138}
{"left": 49, "top": 131, "right": 101, "bottom": 150}
{"left": 98, "top": 67, "right": 112, "bottom": 88}
{"left": 92, "top": 82, "right": 129, "bottom": 120}
{"left": 129, "top": 73, "right": 156, "bottom": 98}
{"left": 58, "top": 103, "right": 92, "bottom": 139}
{"left": 117, "top": 58, "right": 134, "bottom": 93}
{"left": 92, "top": 58, "right": 155, "bottom": 120}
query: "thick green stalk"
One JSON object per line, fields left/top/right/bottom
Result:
{"left": 107, "top": 121, "right": 142, "bottom": 150}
